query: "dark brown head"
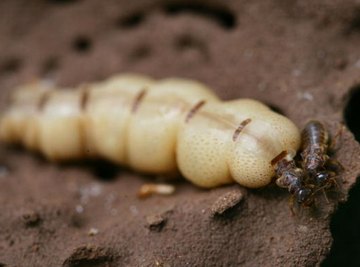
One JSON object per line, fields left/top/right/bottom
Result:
{"left": 295, "top": 188, "right": 314, "bottom": 206}
{"left": 312, "top": 171, "right": 331, "bottom": 187}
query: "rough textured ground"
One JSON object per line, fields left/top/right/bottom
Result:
{"left": 0, "top": 0, "right": 360, "bottom": 266}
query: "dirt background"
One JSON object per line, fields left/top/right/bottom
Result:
{"left": 0, "top": 0, "right": 360, "bottom": 266}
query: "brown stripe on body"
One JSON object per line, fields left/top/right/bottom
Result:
{"left": 185, "top": 100, "right": 206, "bottom": 123}
{"left": 79, "top": 88, "right": 91, "bottom": 157}
{"left": 132, "top": 88, "right": 147, "bottom": 113}
{"left": 271, "top": 150, "right": 288, "bottom": 166}
{"left": 80, "top": 87, "right": 91, "bottom": 111}
{"left": 232, "top": 118, "right": 252, "bottom": 142}
{"left": 37, "top": 91, "right": 52, "bottom": 112}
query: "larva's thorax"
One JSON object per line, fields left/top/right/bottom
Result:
{"left": 0, "top": 74, "right": 301, "bottom": 189}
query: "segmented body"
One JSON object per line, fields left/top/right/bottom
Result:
{"left": 0, "top": 74, "right": 301, "bottom": 189}
{"left": 301, "top": 120, "right": 329, "bottom": 176}
{"left": 301, "top": 120, "right": 334, "bottom": 188}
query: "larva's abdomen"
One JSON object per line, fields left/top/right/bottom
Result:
{"left": 177, "top": 100, "right": 300, "bottom": 188}
{"left": 84, "top": 74, "right": 156, "bottom": 163}
{"left": 0, "top": 74, "right": 301, "bottom": 189}
{"left": 126, "top": 78, "right": 219, "bottom": 173}
{"left": 0, "top": 82, "right": 52, "bottom": 149}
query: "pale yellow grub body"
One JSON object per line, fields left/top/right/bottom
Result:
{"left": 0, "top": 74, "right": 301, "bottom": 188}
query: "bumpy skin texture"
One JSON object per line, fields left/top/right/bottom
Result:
{"left": 0, "top": 73, "right": 300, "bottom": 188}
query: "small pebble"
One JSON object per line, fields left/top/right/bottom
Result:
{"left": 75, "top": 205, "right": 84, "bottom": 213}
{"left": 297, "top": 225, "right": 309, "bottom": 233}
{"left": 210, "top": 189, "right": 244, "bottom": 217}
{"left": 297, "top": 91, "right": 314, "bottom": 101}
{"left": 88, "top": 227, "right": 99, "bottom": 236}
{"left": 22, "top": 210, "right": 41, "bottom": 227}
{"left": 138, "top": 183, "right": 175, "bottom": 199}
{"left": 146, "top": 214, "right": 167, "bottom": 231}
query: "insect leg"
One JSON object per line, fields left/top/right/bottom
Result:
{"left": 329, "top": 123, "right": 345, "bottom": 153}
{"left": 288, "top": 195, "right": 296, "bottom": 216}
{"left": 321, "top": 189, "right": 330, "bottom": 203}
{"left": 326, "top": 159, "right": 345, "bottom": 173}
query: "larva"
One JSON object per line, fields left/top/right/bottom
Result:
{"left": 0, "top": 74, "right": 301, "bottom": 189}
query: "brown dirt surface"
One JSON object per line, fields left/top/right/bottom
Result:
{"left": 0, "top": 0, "right": 360, "bottom": 266}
